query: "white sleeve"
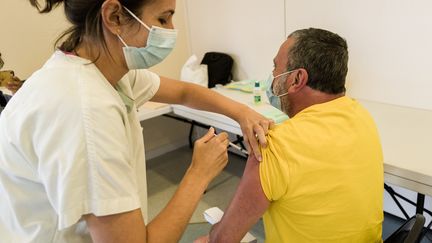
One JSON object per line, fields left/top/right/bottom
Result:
{"left": 127, "top": 69, "right": 161, "bottom": 107}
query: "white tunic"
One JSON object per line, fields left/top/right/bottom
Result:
{"left": 0, "top": 51, "right": 160, "bottom": 242}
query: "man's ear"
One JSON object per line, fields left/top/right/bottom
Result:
{"left": 101, "top": 0, "right": 125, "bottom": 35}
{"left": 290, "top": 68, "right": 308, "bottom": 92}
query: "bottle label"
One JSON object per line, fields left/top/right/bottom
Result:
{"left": 254, "top": 95, "right": 261, "bottom": 104}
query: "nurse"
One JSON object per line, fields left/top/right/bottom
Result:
{"left": 0, "top": 0, "right": 272, "bottom": 242}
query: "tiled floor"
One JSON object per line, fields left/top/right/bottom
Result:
{"left": 147, "top": 146, "right": 432, "bottom": 243}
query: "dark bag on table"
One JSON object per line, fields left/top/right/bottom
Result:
{"left": 201, "top": 52, "right": 233, "bottom": 88}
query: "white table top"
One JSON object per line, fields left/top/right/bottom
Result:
{"left": 171, "top": 88, "right": 250, "bottom": 135}
{"left": 358, "top": 99, "right": 432, "bottom": 196}
{"left": 137, "top": 102, "right": 172, "bottom": 121}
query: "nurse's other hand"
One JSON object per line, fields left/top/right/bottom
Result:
{"left": 190, "top": 127, "right": 229, "bottom": 183}
{"left": 237, "top": 107, "right": 274, "bottom": 162}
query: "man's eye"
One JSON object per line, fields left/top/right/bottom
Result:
{"left": 158, "top": 18, "right": 167, "bottom": 25}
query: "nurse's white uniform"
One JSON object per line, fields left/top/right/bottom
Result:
{"left": 0, "top": 51, "right": 159, "bottom": 242}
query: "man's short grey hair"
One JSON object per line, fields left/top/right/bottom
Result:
{"left": 287, "top": 28, "right": 348, "bottom": 94}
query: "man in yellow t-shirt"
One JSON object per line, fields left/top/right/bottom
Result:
{"left": 197, "top": 28, "right": 383, "bottom": 243}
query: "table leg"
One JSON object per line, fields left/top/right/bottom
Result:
{"left": 416, "top": 193, "right": 425, "bottom": 215}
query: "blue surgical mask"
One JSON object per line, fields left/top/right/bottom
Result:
{"left": 117, "top": 7, "right": 178, "bottom": 69}
{"left": 265, "top": 70, "right": 296, "bottom": 110}
{"left": 265, "top": 74, "right": 281, "bottom": 110}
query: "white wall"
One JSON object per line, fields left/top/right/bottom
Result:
{"left": 285, "top": 0, "right": 432, "bottom": 111}
{"left": 0, "top": 0, "right": 69, "bottom": 78}
{"left": 185, "top": 0, "right": 432, "bottom": 111}
{"left": 185, "top": 0, "right": 286, "bottom": 81}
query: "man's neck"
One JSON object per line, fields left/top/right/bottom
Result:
{"left": 288, "top": 87, "right": 345, "bottom": 117}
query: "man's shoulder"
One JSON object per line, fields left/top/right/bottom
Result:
{"left": 261, "top": 122, "right": 299, "bottom": 164}
{"left": 266, "top": 120, "right": 301, "bottom": 142}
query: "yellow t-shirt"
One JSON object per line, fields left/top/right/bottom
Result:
{"left": 260, "top": 96, "right": 383, "bottom": 243}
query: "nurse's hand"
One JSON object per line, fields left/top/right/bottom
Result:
{"left": 189, "top": 127, "right": 229, "bottom": 183}
{"left": 237, "top": 107, "right": 274, "bottom": 162}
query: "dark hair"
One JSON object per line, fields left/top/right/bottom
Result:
{"left": 28, "top": 0, "right": 151, "bottom": 56}
{"left": 287, "top": 28, "right": 348, "bottom": 94}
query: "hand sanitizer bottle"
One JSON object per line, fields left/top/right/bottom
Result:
{"left": 253, "top": 80, "right": 262, "bottom": 105}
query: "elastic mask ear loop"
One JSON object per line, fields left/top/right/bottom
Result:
{"left": 117, "top": 34, "right": 129, "bottom": 47}
{"left": 273, "top": 70, "right": 296, "bottom": 98}
{"left": 123, "top": 7, "right": 151, "bottom": 31}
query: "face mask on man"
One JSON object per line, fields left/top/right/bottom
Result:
{"left": 265, "top": 70, "right": 296, "bottom": 110}
{"left": 117, "top": 7, "right": 178, "bottom": 70}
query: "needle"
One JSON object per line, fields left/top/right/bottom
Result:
{"left": 214, "top": 134, "right": 249, "bottom": 154}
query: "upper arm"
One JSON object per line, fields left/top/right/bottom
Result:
{"left": 84, "top": 209, "right": 146, "bottom": 243}
{"left": 150, "top": 76, "right": 189, "bottom": 104}
{"left": 128, "top": 70, "right": 161, "bottom": 107}
{"left": 210, "top": 155, "right": 270, "bottom": 243}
